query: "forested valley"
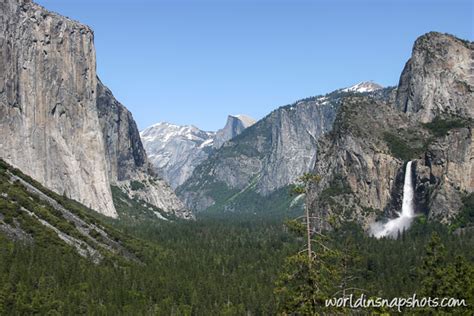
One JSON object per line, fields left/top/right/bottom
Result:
{"left": 1, "top": 206, "right": 473, "bottom": 315}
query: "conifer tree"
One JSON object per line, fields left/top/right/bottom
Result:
{"left": 419, "top": 232, "right": 447, "bottom": 297}
{"left": 418, "top": 232, "right": 474, "bottom": 314}
{"left": 275, "top": 173, "right": 342, "bottom": 315}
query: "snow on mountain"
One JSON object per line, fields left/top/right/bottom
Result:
{"left": 141, "top": 115, "right": 255, "bottom": 188}
{"left": 140, "top": 123, "right": 215, "bottom": 188}
{"left": 342, "top": 81, "right": 383, "bottom": 93}
{"left": 141, "top": 123, "right": 214, "bottom": 144}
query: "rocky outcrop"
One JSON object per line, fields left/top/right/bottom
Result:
{"left": 213, "top": 115, "right": 256, "bottom": 149}
{"left": 395, "top": 32, "right": 473, "bottom": 122}
{"left": 0, "top": 0, "right": 116, "bottom": 217}
{"left": 307, "top": 99, "right": 472, "bottom": 230}
{"left": 307, "top": 33, "right": 473, "bottom": 230}
{"left": 0, "top": 0, "right": 190, "bottom": 219}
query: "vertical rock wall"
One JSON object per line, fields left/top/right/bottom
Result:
{"left": 0, "top": 0, "right": 117, "bottom": 217}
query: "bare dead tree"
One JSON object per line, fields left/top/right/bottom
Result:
{"left": 291, "top": 173, "right": 322, "bottom": 268}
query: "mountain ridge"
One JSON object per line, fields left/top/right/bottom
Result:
{"left": 176, "top": 86, "right": 378, "bottom": 212}
{"left": 176, "top": 33, "right": 472, "bottom": 226}
{"left": 141, "top": 114, "right": 255, "bottom": 188}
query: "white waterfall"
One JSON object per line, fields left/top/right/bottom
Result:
{"left": 401, "top": 161, "right": 415, "bottom": 218}
{"left": 371, "top": 161, "right": 416, "bottom": 239}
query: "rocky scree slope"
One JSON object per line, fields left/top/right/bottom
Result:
{"left": 140, "top": 115, "right": 255, "bottom": 189}
{"left": 306, "top": 32, "right": 473, "bottom": 231}
{"left": 177, "top": 83, "right": 383, "bottom": 213}
{"left": 0, "top": 0, "right": 190, "bottom": 219}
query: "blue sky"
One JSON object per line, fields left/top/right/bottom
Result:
{"left": 36, "top": 0, "right": 472, "bottom": 131}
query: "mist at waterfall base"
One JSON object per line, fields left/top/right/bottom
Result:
{"left": 371, "top": 161, "right": 416, "bottom": 239}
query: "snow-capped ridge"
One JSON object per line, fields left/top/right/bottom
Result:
{"left": 342, "top": 81, "right": 383, "bottom": 93}
{"left": 140, "top": 114, "right": 255, "bottom": 188}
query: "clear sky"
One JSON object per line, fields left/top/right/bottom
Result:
{"left": 35, "top": 0, "right": 472, "bottom": 131}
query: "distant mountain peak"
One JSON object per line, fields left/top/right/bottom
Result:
{"left": 140, "top": 114, "right": 255, "bottom": 188}
{"left": 342, "top": 81, "right": 383, "bottom": 93}
{"left": 213, "top": 115, "right": 256, "bottom": 148}
{"left": 229, "top": 114, "right": 256, "bottom": 128}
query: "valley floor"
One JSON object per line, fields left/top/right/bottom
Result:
{"left": 0, "top": 207, "right": 473, "bottom": 315}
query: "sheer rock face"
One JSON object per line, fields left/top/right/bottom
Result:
{"left": 416, "top": 127, "right": 473, "bottom": 223}
{"left": 256, "top": 100, "right": 339, "bottom": 195}
{"left": 307, "top": 33, "right": 473, "bottom": 230}
{"left": 0, "top": 0, "right": 190, "bottom": 219}
{"left": 394, "top": 33, "right": 474, "bottom": 223}
{"left": 96, "top": 80, "right": 148, "bottom": 183}
{"left": 96, "top": 82, "right": 192, "bottom": 219}
{"left": 0, "top": 0, "right": 116, "bottom": 217}
{"left": 395, "top": 32, "right": 473, "bottom": 122}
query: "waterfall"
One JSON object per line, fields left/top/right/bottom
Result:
{"left": 371, "top": 161, "right": 416, "bottom": 239}
{"left": 401, "top": 161, "right": 415, "bottom": 218}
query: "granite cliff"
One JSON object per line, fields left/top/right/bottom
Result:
{"left": 213, "top": 114, "right": 256, "bottom": 149}
{"left": 395, "top": 32, "right": 473, "bottom": 122}
{"left": 96, "top": 81, "right": 192, "bottom": 219}
{"left": 0, "top": 0, "right": 190, "bottom": 219}
{"left": 306, "top": 33, "right": 473, "bottom": 231}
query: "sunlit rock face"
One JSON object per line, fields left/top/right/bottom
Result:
{"left": 0, "top": 0, "right": 191, "bottom": 219}
{"left": 0, "top": 0, "right": 116, "bottom": 217}
{"left": 395, "top": 32, "right": 473, "bottom": 122}
{"left": 213, "top": 115, "right": 256, "bottom": 149}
